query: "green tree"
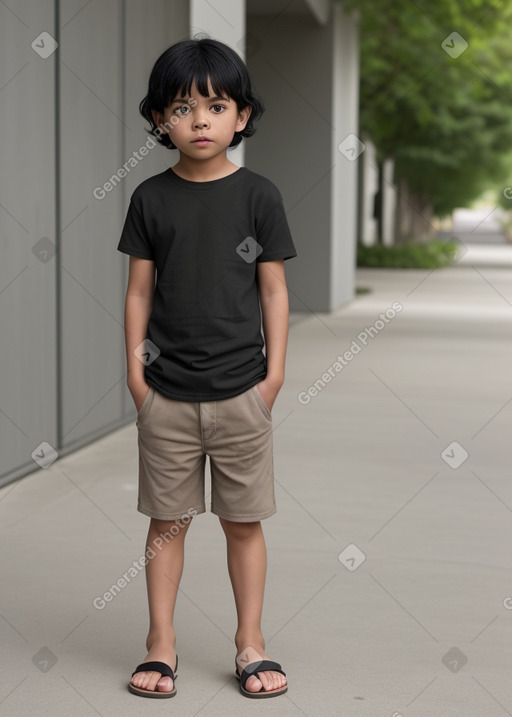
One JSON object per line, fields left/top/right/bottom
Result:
{"left": 343, "top": 0, "right": 512, "bottom": 239}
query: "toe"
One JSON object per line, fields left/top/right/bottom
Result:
{"left": 260, "top": 670, "right": 286, "bottom": 692}
{"left": 244, "top": 670, "right": 286, "bottom": 693}
{"left": 130, "top": 671, "right": 147, "bottom": 688}
{"left": 131, "top": 670, "right": 173, "bottom": 693}
{"left": 135, "top": 670, "right": 157, "bottom": 691}
{"left": 274, "top": 670, "right": 287, "bottom": 687}
{"left": 156, "top": 675, "right": 174, "bottom": 692}
{"left": 244, "top": 675, "right": 264, "bottom": 693}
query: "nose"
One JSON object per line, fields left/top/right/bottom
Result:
{"left": 193, "top": 114, "right": 209, "bottom": 129}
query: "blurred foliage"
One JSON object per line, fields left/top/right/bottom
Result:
{"left": 342, "top": 0, "right": 512, "bottom": 215}
{"left": 357, "top": 239, "right": 458, "bottom": 268}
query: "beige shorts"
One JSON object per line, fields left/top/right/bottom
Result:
{"left": 135, "top": 383, "right": 276, "bottom": 522}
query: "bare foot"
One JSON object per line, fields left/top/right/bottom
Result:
{"left": 235, "top": 639, "right": 287, "bottom": 694}
{"left": 130, "top": 636, "right": 177, "bottom": 695}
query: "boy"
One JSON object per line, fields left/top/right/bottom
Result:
{"left": 117, "top": 37, "right": 297, "bottom": 700}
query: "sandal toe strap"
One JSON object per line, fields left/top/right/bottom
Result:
{"left": 240, "top": 660, "right": 286, "bottom": 690}
{"left": 131, "top": 659, "right": 177, "bottom": 680}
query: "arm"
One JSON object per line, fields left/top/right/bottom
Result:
{"left": 256, "top": 259, "right": 290, "bottom": 411}
{"left": 124, "top": 256, "right": 156, "bottom": 412}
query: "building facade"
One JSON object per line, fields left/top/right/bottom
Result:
{"left": 0, "top": 0, "right": 359, "bottom": 487}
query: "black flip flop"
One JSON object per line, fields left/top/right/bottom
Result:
{"left": 235, "top": 659, "right": 287, "bottom": 698}
{"left": 128, "top": 656, "right": 178, "bottom": 698}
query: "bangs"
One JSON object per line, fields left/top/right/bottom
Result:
{"left": 160, "top": 46, "right": 243, "bottom": 105}
{"left": 168, "top": 50, "right": 240, "bottom": 104}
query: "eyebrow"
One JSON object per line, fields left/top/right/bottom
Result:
{"left": 171, "top": 95, "right": 230, "bottom": 103}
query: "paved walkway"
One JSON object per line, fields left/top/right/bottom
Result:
{"left": 1, "top": 244, "right": 512, "bottom": 716}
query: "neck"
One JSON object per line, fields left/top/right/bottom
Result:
{"left": 171, "top": 155, "right": 240, "bottom": 182}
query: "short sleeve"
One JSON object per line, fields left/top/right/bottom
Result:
{"left": 117, "top": 195, "right": 154, "bottom": 260}
{"left": 255, "top": 189, "right": 297, "bottom": 263}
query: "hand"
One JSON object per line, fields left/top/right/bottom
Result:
{"left": 255, "top": 376, "right": 283, "bottom": 412}
{"left": 128, "top": 380, "right": 151, "bottom": 414}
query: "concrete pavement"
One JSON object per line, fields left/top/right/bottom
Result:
{"left": 1, "top": 244, "right": 512, "bottom": 716}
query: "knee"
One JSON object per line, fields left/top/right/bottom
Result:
{"left": 149, "top": 517, "right": 191, "bottom": 539}
{"left": 219, "top": 517, "right": 261, "bottom": 540}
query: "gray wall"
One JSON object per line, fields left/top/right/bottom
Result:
{"left": 246, "top": 5, "right": 359, "bottom": 312}
{"left": 0, "top": 0, "right": 189, "bottom": 488}
{"left": 59, "top": 0, "right": 124, "bottom": 451}
{"left": 246, "top": 13, "right": 333, "bottom": 313}
{"left": 0, "top": 0, "right": 57, "bottom": 487}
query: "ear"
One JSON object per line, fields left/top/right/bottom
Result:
{"left": 235, "top": 106, "right": 252, "bottom": 133}
{"left": 151, "top": 109, "right": 168, "bottom": 135}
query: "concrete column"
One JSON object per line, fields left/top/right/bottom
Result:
{"left": 359, "top": 138, "right": 379, "bottom": 246}
{"left": 381, "top": 158, "right": 397, "bottom": 246}
{"left": 330, "top": 4, "right": 360, "bottom": 307}
{"left": 246, "top": 6, "right": 360, "bottom": 313}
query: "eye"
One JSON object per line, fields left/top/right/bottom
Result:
{"left": 174, "top": 105, "right": 190, "bottom": 116}
{"left": 211, "top": 104, "right": 225, "bottom": 113}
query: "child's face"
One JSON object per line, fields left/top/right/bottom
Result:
{"left": 152, "top": 78, "right": 251, "bottom": 158}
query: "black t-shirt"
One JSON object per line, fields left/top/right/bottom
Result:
{"left": 117, "top": 166, "right": 297, "bottom": 401}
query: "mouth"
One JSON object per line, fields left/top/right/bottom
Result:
{"left": 192, "top": 137, "right": 212, "bottom": 144}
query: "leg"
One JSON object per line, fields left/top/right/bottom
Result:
{"left": 219, "top": 518, "right": 287, "bottom": 694}
{"left": 129, "top": 517, "right": 191, "bottom": 694}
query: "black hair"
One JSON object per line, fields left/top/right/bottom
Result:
{"left": 139, "top": 36, "right": 264, "bottom": 149}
